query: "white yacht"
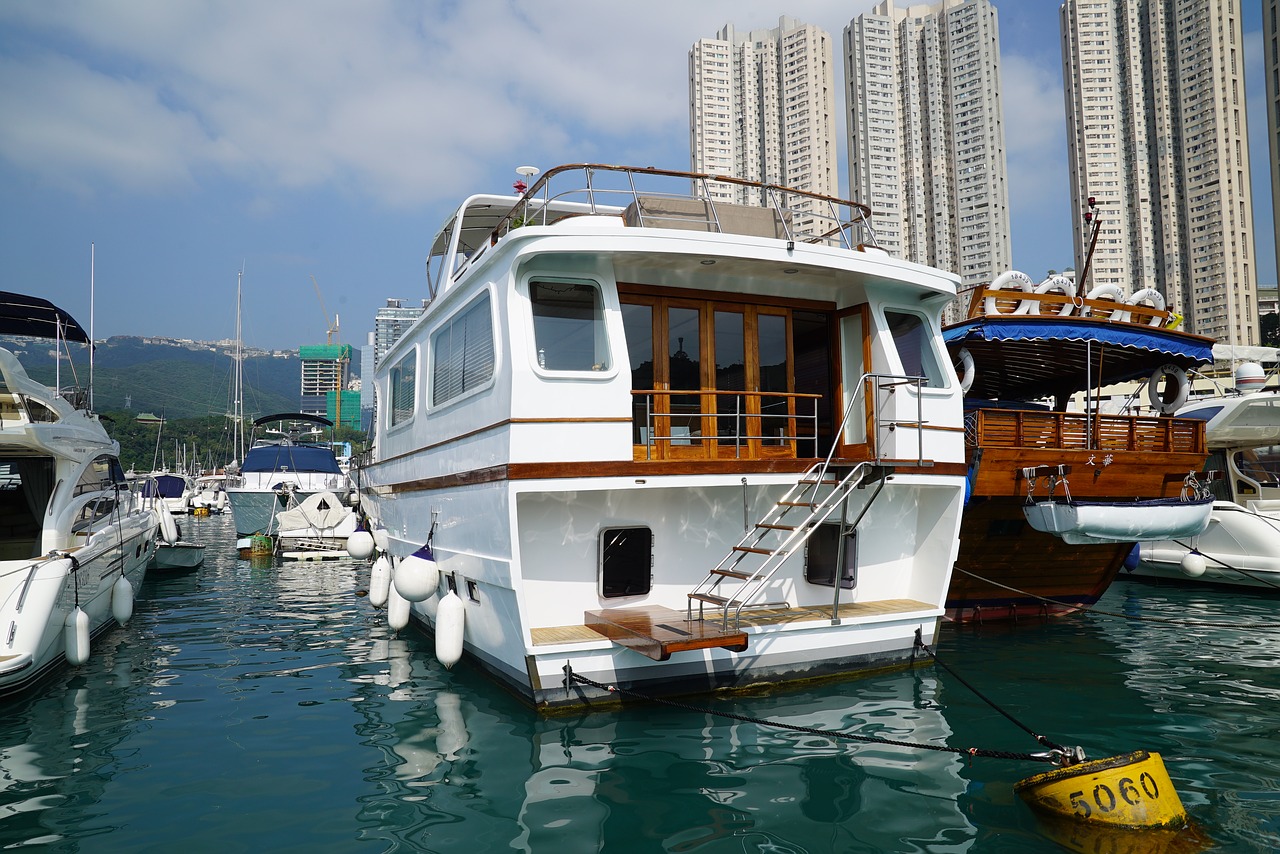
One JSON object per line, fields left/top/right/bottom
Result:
{"left": 0, "top": 292, "right": 157, "bottom": 695}
{"left": 225, "top": 413, "right": 351, "bottom": 536}
{"left": 1131, "top": 359, "right": 1280, "bottom": 589}
{"left": 356, "top": 164, "right": 969, "bottom": 710}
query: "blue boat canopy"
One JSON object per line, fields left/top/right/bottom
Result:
{"left": 943, "top": 316, "right": 1215, "bottom": 403}
{"left": 142, "top": 474, "right": 188, "bottom": 498}
{"left": 241, "top": 444, "right": 342, "bottom": 474}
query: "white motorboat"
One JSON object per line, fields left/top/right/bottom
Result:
{"left": 141, "top": 471, "right": 192, "bottom": 515}
{"left": 273, "top": 489, "right": 359, "bottom": 559}
{"left": 0, "top": 292, "right": 157, "bottom": 696}
{"left": 354, "top": 164, "right": 969, "bottom": 710}
{"left": 1130, "top": 361, "right": 1280, "bottom": 589}
{"left": 225, "top": 413, "right": 351, "bottom": 536}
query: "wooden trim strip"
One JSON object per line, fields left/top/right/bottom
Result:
{"left": 383, "top": 458, "right": 968, "bottom": 494}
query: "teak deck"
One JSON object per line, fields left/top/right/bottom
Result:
{"left": 529, "top": 599, "right": 933, "bottom": 661}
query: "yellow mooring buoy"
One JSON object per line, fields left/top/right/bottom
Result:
{"left": 1015, "top": 750, "right": 1186, "bottom": 830}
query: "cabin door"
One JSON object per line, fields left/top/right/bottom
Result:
{"left": 621, "top": 291, "right": 833, "bottom": 461}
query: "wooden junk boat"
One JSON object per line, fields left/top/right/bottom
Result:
{"left": 943, "top": 264, "right": 1215, "bottom": 621}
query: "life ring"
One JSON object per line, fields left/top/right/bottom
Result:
{"left": 984, "top": 270, "right": 1034, "bottom": 315}
{"left": 1023, "top": 275, "right": 1077, "bottom": 317}
{"left": 955, "top": 348, "right": 975, "bottom": 393}
{"left": 1147, "top": 364, "right": 1189, "bottom": 415}
{"left": 1080, "top": 284, "right": 1124, "bottom": 319}
{"left": 1117, "top": 287, "right": 1166, "bottom": 326}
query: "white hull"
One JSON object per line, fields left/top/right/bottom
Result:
{"left": 365, "top": 465, "right": 962, "bottom": 708}
{"left": 357, "top": 165, "right": 968, "bottom": 709}
{"left": 1130, "top": 501, "right": 1280, "bottom": 590}
{"left": 1023, "top": 498, "right": 1213, "bottom": 545}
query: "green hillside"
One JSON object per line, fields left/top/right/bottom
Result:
{"left": 10, "top": 336, "right": 306, "bottom": 419}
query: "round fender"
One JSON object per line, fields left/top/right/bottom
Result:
{"left": 387, "top": 582, "right": 410, "bottom": 631}
{"left": 368, "top": 554, "right": 392, "bottom": 608}
{"left": 435, "top": 591, "right": 465, "bottom": 670}
{"left": 111, "top": 574, "right": 135, "bottom": 625}
{"left": 65, "top": 607, "right": 90, "bottom": 666}
{"left": 156, "top": 508, "right": 178, "bottom": 545}
{"left": 984, "top": 270, "right": 1034, "bottom": 315}
{"left": 1118, "top": 287, "right": 1167, "bottom": 326}
{"left": 955, "top": 348, "right": 975, "bottom": 393}
{"left": 1023, "top": 275, "right": 1077, "bottom": 317}
{"left": 1147, "top": 364, "right": 1189, "bottom": 415}
{"left": 393, "top": 545, "right": 440, "bottom": 602}
{"left": 1080, "top": 284, "right": 1124, "bottom": 319}
{"left": 346, "top": 529, "right": 375, "bottom": 560}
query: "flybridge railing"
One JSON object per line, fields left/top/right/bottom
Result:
{"left": 495, "top": 164, "right": 881, "bottom": 250}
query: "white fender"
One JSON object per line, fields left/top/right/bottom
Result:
{"left": 215, "top": 491, "right": 227, "bottom": 511}
{"left": 1080, "top": 284, "right": 1124, "bottom": 318}
{"left": 368, "top": 554, "right": 392, "bottom": 608}
{"left": 65, "top": 607, "right": 90, "bottom": 665}
{"left": 1180, "top": 551, "right": 1207, "bottom": 578}
{"left": 1147, "top": 364, "right": 1189, "bottom": 415}
{"left": 435, "top": 590, "right": 465, "bottom": 669}
{"left": 984, "top": 270, "right": 1034, "bottom": 315}
{"left": 1023, "top": 275, "right": 1077, "bottom": 317}
{"left": 371, "top": 524, "right": 390, "bottom": 552}
{"left": 387, "top": 582, "right": 410, "bottom": 631}
{"left": 156, "top": 507, "right": 178, "bottom": 545}
{"left": 393, "top": 545, "right": 439, "bottom": 602}
{"left": 955, "top": 348, "right": 975, "bottom": 393}
{"left": 1118, "top": 287, "right": 1166, "bottom": 326}
{"left": 346, "top": 529, "right": 375, "bottom": 560}
{"left": 111, "top": 575, "right": 134, "bottom": 625}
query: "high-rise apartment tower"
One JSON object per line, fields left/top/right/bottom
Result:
{"left": 844, "top": 0, "right": 1012, "bottom": 312}
{"left": 689, "top": 17, "right": 839, "bottom": 221}
{"left": 1062, "top": 0, "right": 1257, "bottom": 344}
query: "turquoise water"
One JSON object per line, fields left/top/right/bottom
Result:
{"left": 1, "top": 512, "right": 1278, "bottom": 852}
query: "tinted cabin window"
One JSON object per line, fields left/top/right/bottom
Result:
{"left": 389, "top": 352, "right": 416, "bottom": 426}
{"left": 530, "top": 280, "right": 610, "bottom": 371}
{"left": 885, "top": 310, "right": 944, "bottom": 387}
{"left": 432, "top": 292, "right": 495, "bottom": 406}
{"left": 600, "top": 527, "right": 652, "bottom": 598}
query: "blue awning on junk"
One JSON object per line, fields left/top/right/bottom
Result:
{"left": 942, "top": 316, "right": 1216, "bottom": 403}
{"left": 943, "top": 318, "right": 1214, "bottom": 362}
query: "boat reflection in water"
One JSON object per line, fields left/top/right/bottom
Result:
{"left": 345, "top": 633, "right": 984, "bottom": 852}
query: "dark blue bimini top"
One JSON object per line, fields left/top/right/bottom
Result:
{"left": 142, "top": 474, "right": 187, "bottom": 498}
{"left": 943, "top": 316, "right": 1215, "bottom": 402}
{"left": 241, "top": 444, "right": 342, "bottom": 474}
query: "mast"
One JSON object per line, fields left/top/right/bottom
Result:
{"left": 234, "top": 269, "right": 246, "bottom": 465}
{"left": 89, "top": 242, "right": 95, "bottom": 411}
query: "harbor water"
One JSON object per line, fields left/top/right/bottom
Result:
{"left": 2, "top": 512, "right": 1279, "bottom": 852}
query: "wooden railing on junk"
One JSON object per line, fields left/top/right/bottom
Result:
{"left": 968, "top": 409, "right": 1205, "bottom": 455}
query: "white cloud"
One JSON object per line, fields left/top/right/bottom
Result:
{"left": 0, "top": 1, "right": 880, "bottom": 208}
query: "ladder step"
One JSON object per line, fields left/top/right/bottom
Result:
{"left": 712, "top": 568, "right": 754, "bottom": 580}
{"left": 778, "top": 500, "right": 816, "bottom": 508}
{"left": 756, "top": 522, "right": 795, "bottom": 531}
{"left": 799, "top": 477, "right": 839, "bottom": 486}
{"left": 689, "top": 592, "right": 729, "bottom": 606}
{"left": 732, "top": 546, "right": 776, "bottom": 555}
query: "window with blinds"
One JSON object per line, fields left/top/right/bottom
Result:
{"left": 389, "top": 351, "right": 416, "bottom": 426}
{"left": 431, "top": 291, "right": 495, "bottom": 407}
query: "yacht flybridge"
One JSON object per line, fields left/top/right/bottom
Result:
{"left": 355, "top": 164, "right": 969, "bottom": 709}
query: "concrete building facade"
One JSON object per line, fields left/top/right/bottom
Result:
{"left": 689, "top": 16, "right": 839, "bottom": 224}
{"left": 844, "top": 0, "right": 1012, "bottom": 316}
{"left": 1062, "top": 0, "right": 1258, "bottom": 345}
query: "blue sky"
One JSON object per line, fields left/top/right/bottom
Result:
{"left": 1, "top": 1, "right": 1273, "bottom": 352}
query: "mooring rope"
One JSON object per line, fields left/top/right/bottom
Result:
{"left": 953, "top": 566, "right": 1280, "bottom": 629}
{"left": 1165, "top": 537, "right": 1280, "bottom": 591}
{"left": 562, "top": 663, "right": 1070, "bottom": 766}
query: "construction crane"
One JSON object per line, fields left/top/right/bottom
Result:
{"left": 311, "top": 274, "right": 339, "bottom": 344}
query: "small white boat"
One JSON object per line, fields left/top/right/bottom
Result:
{"left": 1024, "top": 496, "right": 1213, "bottom": 545}
{"left": 0, "top": 291, "right": 157, "bottom": 696}
{"left": 151, "top": 542, "right": 206, "bottom": 570}
{"left": 225, "top": 413, "right": 352, "bottom": 536}
{"left": 273, "top": 489, "right": 359, "bottom": 558}
{"left": 1130, "top": 362, "right": 1280, "bottom": 589}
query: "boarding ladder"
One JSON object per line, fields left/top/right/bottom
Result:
{"left": 686, "top": 459, "right": 888, "bottom": 629}
{"left": 685, "top": 370, "right": 928, "bottom": 629}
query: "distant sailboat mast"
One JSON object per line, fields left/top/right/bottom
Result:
{"left": 89, "top": 242, "right": 95, "bottom": 411}
{"left": 234, "top": 269, "right": 246, "bottom": 466}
